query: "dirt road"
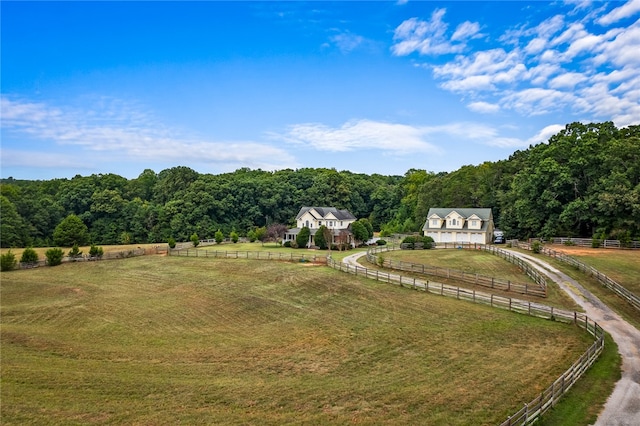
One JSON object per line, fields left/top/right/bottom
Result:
{"left": 506, "top": 251, "right": 640, "bottom": 426}
{"left": 342, "top": 250, "right": 640, "bottom": 425}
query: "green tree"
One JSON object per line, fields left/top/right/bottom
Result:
{"left": 1, "top": 250, "right": 17, "bottom": 271}
{"left": 254, "top": 226, "right": 267, "bottom": 245}
{"left": 215, "top": 229, "right": 224, "bottom": 244}
{"left": 68, "top": 244, "right": 83, "bottom": 259}
{"left": 167, "top": 237, "right": 176, "bottom": 249}
{"left": 351, "top": 221, "right": 369, "bottom": 246}
{"left": 89, "top": 244, "right": 104, "bottom": 259}
{"left": 20, "top": 247, "right": 39, "bottom": 264}
{"left": 45, "top": 248, "right": 64, "bottom": 266}
{"left": 296, "top": 226, "right": 311, "bottom": 248}
{"left": 230, "top": 230, "right": 239, "bottom": 243}
{"left": 53, "top": 214, "right": 89, "bottom": 247}
{"left": 191, "top": 233, "right": 200, "bottom": 247}
{"left": 315, "top": 225, "right": 329, "bottom": 249}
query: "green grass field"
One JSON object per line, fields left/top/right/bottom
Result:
{"left": 1, "top": 255, "right": 595, "bottom": 425}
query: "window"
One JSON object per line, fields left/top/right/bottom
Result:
{"left": 431, "top": 219, "right": 438, "bottom": 226}
{"left": 305, "top": 220, "right": 309, "bottom": 227}
{"left": 319, "top": 221, "right": 322, "bottom": 226}
{"left": 471, "top": 220, "right": 478, "bottom": 227}
{"left": 451, "top": 219, "right": 457, "bottom": 226}
{"left": 340, "top": 221, "right": 343, "bottom": 226}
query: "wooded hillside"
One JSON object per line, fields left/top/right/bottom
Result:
{"left": 1, "top": 122, "right": 638, "bottom": 247}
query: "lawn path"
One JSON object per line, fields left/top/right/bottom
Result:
{"left": 342, "top": 250, "right": 640, "bottom": 425}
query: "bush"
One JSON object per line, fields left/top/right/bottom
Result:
{"left": 247, "top": 230, "right": 257, "bottom": 243}
{"left": 377, "top": 255, "right": 385, "bottom": 267}
{"left": 591, "top": 237, "right": 602, "bottom": 248}
{"left": 230, "top": 230, "right": 239, "bottom": 244}
{"left": 20, "top": 247, "right": 39, "bottom": 264}
{"left": 214, "top": 229, "right": 224, "bottom": 244}
{"left": 563, "top": 239, "right": 576, "bottom": 246}
{"left": 531, "top": 240, "right": 542, "bottom": 254}
{"left": 45, "top": 248, "right": 64, "bottom": 266}
{"left": 1, "top": 250, "right": 17, "bottom": 271}
{"left": 68, "top": 244, "right": 83, "bottom": 260}
{"left": 191, "top": 233, "right": 200, "bottom": 247}
{"left": 167, "top": 237, "right": 176, "bottom": 249}
{"left": 89, "top": 244, "right": 104, "bottom": 258}
{"left": 422, "top": 236, "right": 435, "bottom": 249}
{"left": 377, "top": 239, "right": 387, "bottom": 246}
{"left": 283, "top": 241, "right": 292, "bottom": 248}
{"left": 296, "top": 227, "right": 310, "bottom": 248}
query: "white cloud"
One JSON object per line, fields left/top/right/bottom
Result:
{"left": 467, "top": 101, "right": 500, "bottom": 114}
{"left": 0, "top": 96, "right": 297, "bottom": 171}
{"left": 391, "top": 9, "right": 479, "bottom": 56}
{"left": 398, "top": 2, "right": 639, "bottom": 124}
{"left": 274, "top": 119, "right": 441, "bottom": 154}
{"left": 502, "top": 88, "right": 576, "bottom": 115}
{"left": 328, "top": 31, "right": 374, "bottom": 54}
{"left": 548, "top": 72, "right": 588, "bottom": 89}
{"left": 451, "top": 21, "right": 481, "bottom": 42}
{"left": 598, "top": 0, "right": 640, "bottom": 25}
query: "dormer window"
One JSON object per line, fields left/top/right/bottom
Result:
{"left": 451, "top": 219, "right": 457, "bottom": 226}
{"left": 431, "top": 219, "right": 439, "bottom": 226}
{"left": 472, "top": 220, "right": 478, "bottom": 227}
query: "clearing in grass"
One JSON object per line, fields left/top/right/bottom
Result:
{"left": 1, "top": 256, "right": 594, "bottom": 425}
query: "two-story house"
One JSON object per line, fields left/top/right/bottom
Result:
{"left": 284, "top": 207, "right": 356, "bottom": 247}
{"left": 422, "top": 208, "right": 494, "bottom": 244}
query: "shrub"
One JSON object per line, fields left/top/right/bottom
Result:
{"left": 591, "top": 237, "right": 602, "bottom": 248}
{"left": 167, "top": 237, "right": 176, "bottom": 249}
{"left": 296, "top": 227, "right": 310, "bottom": 248}
{"left": 247, "top": 230, "right": 257, "bottom": 243}
{"left": 283, "top": 241, "right": 292, "bottom": 248}
{"left": 191, "top": 233, "right": 200, "bottom": 247}
{"left": 531, "top": 240, "right": 542, "bottom": 254}
{"left": 230, "top": 230, "right": 239, "bottom": 244}
{"left": 563, "top": 239, "right": 576, "bottom": 246}
{"left": 45, "top": 248, "right": 64, "bottom": 266}
{"left": 1, "top": 250, "right": 17, "bottom": 271}
{"left": 422, "top": 236, "right": 435, "bottom": 249}
{"left": 20, "top": 247, "right": 39, "bottom": 264}
{"left": 377, "top": 255, "right": 385, "bottom": 267}
{"left": 89, "top": 244, "right": 104, "bottom": 258}
{"left": 214, "top": 229, "right": 224, "bottom": 244}
{"left": 377, "top": 239, "right": 387, "bottom": 246}
{"left": 68, "top": 244, "right": 83, "bottom": 260}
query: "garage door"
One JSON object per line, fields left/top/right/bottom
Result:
{"left": 441, "top": 232, "right": 453, "bottom": 242}
{"left": 471, "top": 233, "right": 485, "bottom": 243}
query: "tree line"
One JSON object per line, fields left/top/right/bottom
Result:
{"left": 1, "top": 122, "right": 638, "bottom": 248}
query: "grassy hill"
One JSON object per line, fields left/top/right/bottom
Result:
{"left": 1, "top": 256, "right": 594, "bottom": 425}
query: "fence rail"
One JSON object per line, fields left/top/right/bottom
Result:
{"left": 169, "top": 248, "right": 326, "bottom": 263}
{"left": 518, "top": 241, "right": 640, "bottom": 313}
{"left": 552, "top": 237, "right": 640, "bottom": 249}
{"left": 326, "top": 257, "right": 604, "bottom": 426}
{"left": 367, "top": 244, "right": 547, "bottom": 297}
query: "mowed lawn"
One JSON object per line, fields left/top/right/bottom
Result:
{"left": 1, "top": 256, "right": 594, "bottom": 425}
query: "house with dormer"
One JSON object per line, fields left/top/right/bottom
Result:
{"left": 423, "top": 208, "right": 494, "bottom": 244}
{"left": 284, "top": 207, "right": 356, "bottom": 247}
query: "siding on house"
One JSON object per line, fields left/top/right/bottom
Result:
{"left": 423, "top": 208, "right": 494, "bottom": 244}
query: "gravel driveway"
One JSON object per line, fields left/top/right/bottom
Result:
{"left": 342, "top": 250, "right": 640, "bottom": 425}
{"left": 504, "top": 251, "right": 640, "bottom": 426}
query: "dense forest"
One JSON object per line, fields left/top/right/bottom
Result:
{"left": 1, "top": 122, "right": 638, "bottom": 248}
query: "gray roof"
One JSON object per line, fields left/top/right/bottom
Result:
{"left": 423, "top": 208, "right": 493, "bottom": 231}
{"left": 295, "top": 206, "right": 356, "bottom": 221}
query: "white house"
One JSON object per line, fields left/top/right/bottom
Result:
{"left": 423, "top": 208, "right": 494, "bottom": 244}
{"left": 284, "top": 207, "right": 356, "bottom": 247}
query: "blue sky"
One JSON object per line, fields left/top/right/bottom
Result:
{"left": 2, "top": 1, "right": 639, "bottom": 180}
